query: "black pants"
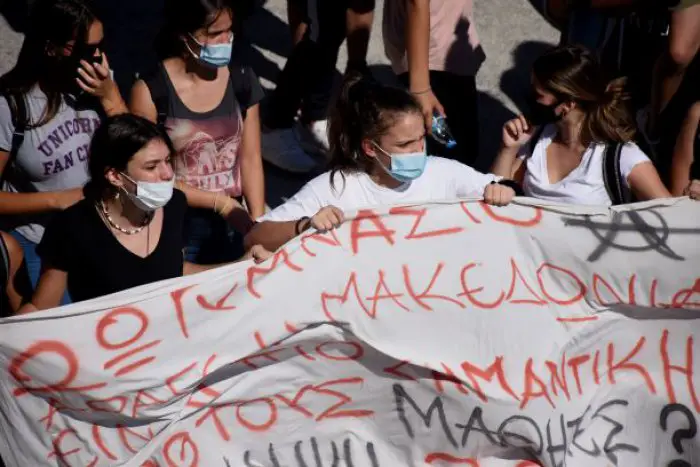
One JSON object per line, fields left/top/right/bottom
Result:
{"left": 399, "top": 71, "right": 479, "bottom": 167}
{"left": 266, "top": 0, "right": 368, "bottom": 128}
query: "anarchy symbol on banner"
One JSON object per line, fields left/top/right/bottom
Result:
{"left": 564, "top": 209, "right": 685, "bottom": 262}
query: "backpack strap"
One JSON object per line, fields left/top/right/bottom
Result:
{"left": 1, "top": 94, "right": 27, "bottom": 186}
{"left": 602, "top": 142, "right": 629, "bottom": 206}
{"left": 0, "top": 233, "right": 9, "bottom": 290}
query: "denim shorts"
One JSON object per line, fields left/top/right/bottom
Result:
{"left": 183, "top": 208, "right": 244, "bottom": 265}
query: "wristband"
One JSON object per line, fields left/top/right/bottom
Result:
{"left": 217, "top": 198, "right": 233, "bottom": 216}
{"left": 410, "top": 87, "right": 432, "bottom": 95}
{"left": 492, "top": 179, "right": 525, "bottom": 196}
{"left": 213, "top": 192, "right": 221, "bottom": 213}
{"left": 295, "top": 216, "right": 310, "bottom": 235}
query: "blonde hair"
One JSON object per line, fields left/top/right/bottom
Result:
{"left": 533, "top": 45, "right": 636, "bottom": 146}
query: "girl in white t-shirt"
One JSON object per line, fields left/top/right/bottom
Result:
{"left": 492, "top": 45, "right": 671, "bottom": 206}
{"left": 245, "top": 73, "right": 514, "bottom": 251}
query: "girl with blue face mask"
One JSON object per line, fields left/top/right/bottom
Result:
{"left": 245, "top": 73, "right": 515, "bottom": 252}
{"left": 130, "top": 0, "right": 266, "bottom": 268}
{"left": 19, "top": 115, "right": 271, "bottom": 313}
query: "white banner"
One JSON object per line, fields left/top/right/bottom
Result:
{"left": 1, "top": 198, "right": 699, "bottom": 467}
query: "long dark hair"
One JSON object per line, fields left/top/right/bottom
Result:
{"left": 327, "top": 72, "right": 423, "bottom": 191}
{"left": 84, "top": 114, "right": 175, "bottom": 201}
{"left": 156, "top": 0, "right": 235, "bottom": 59}
{"left": 532, "top": 45, "right": 636, "bottom": 146}
{"left": 0, "top": 0, "right": 99, "bottom": 128}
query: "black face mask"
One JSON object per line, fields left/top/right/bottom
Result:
{"left": 53, "top": 44, "right": 102, "bottom": 94}
{"left": 526, "top": 98, "right": 562, "bottom": 126}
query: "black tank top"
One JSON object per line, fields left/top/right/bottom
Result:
{"left": 159, "top": 65, "right": 245, "bottom": 197}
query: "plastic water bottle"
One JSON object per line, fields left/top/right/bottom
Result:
{"left": 431, "top": 114, "right": 457, "bottom": 149}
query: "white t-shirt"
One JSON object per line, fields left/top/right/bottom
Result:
{"left": 517, "top": 124, "right": 651, "bottom": 206}
{"left": 0, "top": 87, "right": 98, "bottom": 243}
{"left": 258, "top": 156, "right": 497, "bottom": 222}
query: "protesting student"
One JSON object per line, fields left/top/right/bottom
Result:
{"left": 130, "top": 0, "right": 265, "bottom": 265}
{"left": 245, "top": 73, "right": 515, "bottom": 252}
{"left": 18, "top": 115, "right": 271, "bottom": 313}
{"left": 491, "top": 45, "right": 672, "bottom": 206}
{"left": 383, "top": 0, "right": 485, "bottom": 165}
{"left": 0, "top": 231, "right": 24, "bottom": 316}
{"left": 0, "top": 0, "right": 127, "bottom": 299}
{"left": 671, "top": 101, "right": 700, "bottom": 198}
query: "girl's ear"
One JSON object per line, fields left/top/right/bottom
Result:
{"left": 362, "top": 139, "right": 378, "bottom": 159}
{"left": 105, "top": 168, "right": 126, "bottom": 190}
{"left": 559, "top": 100, "right": 577, "bottom": 118}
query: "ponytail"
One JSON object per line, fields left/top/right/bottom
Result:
{"left": 582, "top": 77, "right": 636, "bottom": 145}
{"left": 327, "top": 71, "right": 422, "bottom": 192}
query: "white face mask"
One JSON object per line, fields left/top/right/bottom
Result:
{"left": 120, "top": 173, "right": 174, "bottom": 212}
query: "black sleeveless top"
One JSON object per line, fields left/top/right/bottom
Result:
{"left": 148, "top": 64, "right": 264, "bottom": 198}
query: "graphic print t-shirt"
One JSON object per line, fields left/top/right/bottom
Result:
{"left": 159, "top": 65, "right": 263, "bottom": 198}
{"left": 0, "top": 88, "right": 99, "bottom": 243}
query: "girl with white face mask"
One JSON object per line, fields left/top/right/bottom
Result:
{"left": 245, "top": 73, "right": 515, "bottom": 252}
{"left": 129, "top": 0, "right": 266, "bottom": 267}
{"left": 19, "top": 115, "right": 271, "bottom": 313}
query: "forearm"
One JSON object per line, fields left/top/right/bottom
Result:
{"left": 100, "top": 95, "right": 128, "bottom": 117}
{"left": 177, "top": 183, "right": 240, "bottom": 212}
{"left": 21, "top": 270, "right": 66, "bottom": 312}
{"left": 670, "top": 135, "right": 695, "bottom": 196}
{"left": 244, "top": 219, "right": 309, "bottom": 252}
{"left": 0, "top": 191, "right": 63, "bottom": 215}
{"left": 99, "top": 83, "right": 128, "bottom": 117}
{"left": 670, "top": 111, "right": 699, "bottom": 196}
{"left": 240, "top": 157, "right": 266, "bottom": 220}
{"left": 406, "top": 0, "right": 431, "bottom": 92}
{"left": 491, "top": 146, "right": 520, "bottom": 178}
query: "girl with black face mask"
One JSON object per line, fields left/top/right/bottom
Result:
{"left": 0, "top": 0, "right": 127, "bottom": 303}
{"left": 491, "top": 45, "right": 672, "bottom": 207}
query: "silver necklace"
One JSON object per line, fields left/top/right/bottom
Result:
{"left": 100, "top": 200, "right": 151, "bottom": 235}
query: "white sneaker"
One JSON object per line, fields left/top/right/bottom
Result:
{"left": 261, "top": 127, "right": 319, "bottom": 173}
{"left": 295, "top": 120, "right": 330, "bottom": 158}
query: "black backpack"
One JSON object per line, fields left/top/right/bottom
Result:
{"left": 0, "top": 94, "right": 27, "bottom": 187}
{"left": 528, "top": 126, "right": 629, "bottom": 206}
{"left": 144, "top": 64, "right": 257, "bottom": 129}
{"left": 0, "top": 233, "right": 11, "bottom": 318}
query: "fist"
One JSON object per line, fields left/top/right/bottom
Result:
{"left": 483, "top": 182, "right": 516, "bottom": 207}
{"left": 502, "top": 115, "right": 537, "bottom": 149}
{"left": 684, "top": 179, "right": 700, "bottom": 200}
{"left": 310, "top": 205, "right": 344, "bottom": 231}
{"left": 245, "top": 244, "right": 273, "bottom": 263}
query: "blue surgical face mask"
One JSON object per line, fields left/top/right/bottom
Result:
{"left": 372, "top": 140, "right": 428, "bottom": 183}
{"left": 187, "top": 34, "right": 233, "bottom": 68}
